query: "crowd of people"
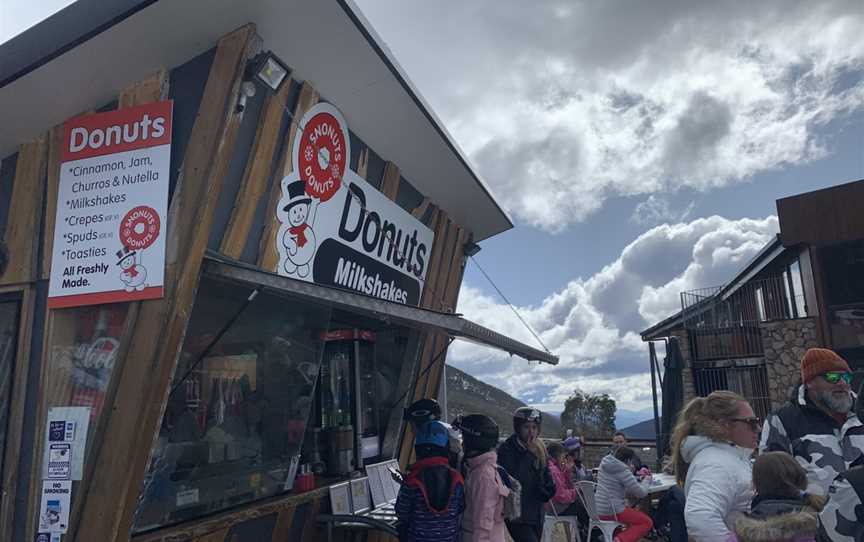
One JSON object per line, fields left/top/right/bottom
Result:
{"left": 392, "top": 347, "right": 864, "bottom": 542}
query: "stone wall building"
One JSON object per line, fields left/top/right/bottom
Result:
{"left": 641, "top": 180, "right": 864, "bottom": 453}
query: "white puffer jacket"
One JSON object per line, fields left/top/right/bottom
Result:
{"left": 681, "top": 436, "right": 754, "bottom": 542}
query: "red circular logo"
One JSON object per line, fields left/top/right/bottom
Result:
{"left": 120, "top": 206, "right": 160, "bottom": 250}
{"left": 297, "top": 112, "right": 346, "bottom": 202}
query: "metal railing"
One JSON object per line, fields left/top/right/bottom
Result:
{"left": 692, "top": 362, "right": 772, "bottom": 420}
{"left": 681, "top": 276, "right": 794, "bottom": 361}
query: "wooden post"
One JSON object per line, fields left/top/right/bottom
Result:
{"left": 0, "top": 286, "right": 35, "bottom": 537}
{"left": 379, "top": 162, "right": 400, "bottom": 201}
{"left": 72, "top": 25, "right": 256, "bottom": 541}
{"left": 257, "top": 82, "right": 320, "bottom": 271}
{"left": 1, "top": 136, "right": 47, "bottom": 286}
{"left": 220, "top": 78, "right": 292, "bottom": 257}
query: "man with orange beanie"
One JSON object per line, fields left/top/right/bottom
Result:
{"left": 760, "top": 348, "right": 864, "bottom": 495}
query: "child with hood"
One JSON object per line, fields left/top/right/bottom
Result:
{"left": 729, "top": 452, "right": 824, "bottom": 542}
{"left": 595, "top": 446, "right": 653, "bottom": 542}
{"left": 395, "top": 420, "right": 465, "bottom": 542}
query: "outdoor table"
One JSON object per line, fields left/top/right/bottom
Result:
{"left": 636, "top": 473, "right": 677, "bottom": 513}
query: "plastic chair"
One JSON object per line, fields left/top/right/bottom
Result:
{"left": 575, "top": 481, "right": 623, "bottom": 542}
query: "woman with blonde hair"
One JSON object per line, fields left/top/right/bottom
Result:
{"left": 670, "top": 391, "right": 760, "bottom": 542}
{"left": 729, "top": 451, "right": 824, "bottom": 542}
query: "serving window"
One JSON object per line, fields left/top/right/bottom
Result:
{"left": 132, "top": 274, "right": 422, "bottom": 533}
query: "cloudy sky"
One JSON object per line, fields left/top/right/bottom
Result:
{"left": 351, "top": 0, "right": 864, "bottom": 421}
{"left": 4, "top": 1, "right": 863, "bottom": 424}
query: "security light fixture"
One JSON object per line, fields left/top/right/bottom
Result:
{"left": 463, "top": 242, "right": 482, "bottom": 257}
{"left": 251, "top": 51, "right": 290, "bottom": 92}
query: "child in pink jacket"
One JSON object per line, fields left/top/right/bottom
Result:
{"left": 546, "top": 442, "right": 579, "bottom": 513}
{"left": 456, "top": 414, "right": 509, "bottom": 542}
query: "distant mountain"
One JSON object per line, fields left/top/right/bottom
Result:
{"left": 618, "top": 418, "right": 658, "bottom": 440}
{"left": 444, "top": 365, "right": 563, "bottom": 438}
{"left": 615, "top": 408, "right": 655, "bottom": 431}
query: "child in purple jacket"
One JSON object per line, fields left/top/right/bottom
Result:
{"left": 396, "top": 420, "right": 465, "bottom": 542}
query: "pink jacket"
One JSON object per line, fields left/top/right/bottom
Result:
{"left": 548, "top": 458, "right": 579, "bottom": 510}
{"left": 462, "top": 451, "right": 508, "bottom": 542}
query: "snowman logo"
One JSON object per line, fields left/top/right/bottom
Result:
{"left": 281, "top": 180, "right": 319, "bottom": 278}
{"left": 116, "top": 245, "right": 148, "bottom": 292}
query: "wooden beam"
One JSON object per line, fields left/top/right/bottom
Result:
{"left": 1, "top": 135, "right": 47, "bottom": 286}
{"left": 0, "top": 287, "right": 35, "bottom": 537}
{"left": 356, "top": 148, "right": 369, "bottom": 179}
{"left": 219, "top": 78, "right": 292, "bottom": 258}
{"left": 119, "top": 70, "right": 168, "bottom": 108}
{"left": 257, "top": 82, "right": 320, "bottom": 271}
{"left": 35, "top": 69, "right": 168, "bottom": 541}
{"left": 379, "top": 162, "right": 400, "bottom": 201}
{"left": 39, "top": 125, "right": 65, "bottom": 280}
{"left": 74, "top": 24, "right": 256, "bottom": 541}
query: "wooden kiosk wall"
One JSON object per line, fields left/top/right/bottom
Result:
{"left": 0, "top": 24, "right": 470, "bottom": 542}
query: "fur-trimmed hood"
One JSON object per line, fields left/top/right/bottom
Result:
{"left": 733, "top": 504, "right": 818, "bottom": 542}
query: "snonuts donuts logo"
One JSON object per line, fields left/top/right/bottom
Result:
{"left": 296, "top": 104, "right": 349, "bottom": 203}
{"left": 120, "top": 206, "right": 160, "bottom": 250}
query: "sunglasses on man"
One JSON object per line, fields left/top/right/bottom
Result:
{"left": 729, "top": 417, "right": 762, "bottom": 432}
{"left": 822, "top": 371, "right": 853, "bottom": 385}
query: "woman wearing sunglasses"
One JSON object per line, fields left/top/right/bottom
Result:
{"left": 760, "top": 348, "right": 864, "bottom": 497}
{"left": 669, "top": 391, "right": 760, "bottom": 542}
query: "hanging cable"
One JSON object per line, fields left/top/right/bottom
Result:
{"left": 469, "top": 255, "right": 550, "bottom": 354}
{"left": 167, "top": 288, "right": 260, "bottom": 399}
{"left": 390, "top": 336, "right": 454, "bottom": 410}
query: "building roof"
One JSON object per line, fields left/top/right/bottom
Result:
{"left": 0, "top": 0, "right": 513, "bottom": 241}
{"left": 640, "top": 234, "right": 786, "bottom": 340}
{"left": 777, "top": 178, "right": 864, "bottom": 247}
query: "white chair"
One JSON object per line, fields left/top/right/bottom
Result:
{"left": 575, "top": 481, "right": 623, "bottom": 542}
{"left": 545, "top": 504, "right": 582, "bottom": 542}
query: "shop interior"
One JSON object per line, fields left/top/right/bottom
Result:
{"left": 132, "top": 272, "right": 423, "bottom": 532}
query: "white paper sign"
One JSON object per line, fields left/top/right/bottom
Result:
{"left": 43, "top": 407, "right": 91, "bottom": 481}
{"left": 39, "top": 480, "right": 72, "bottom": 533}
{"left": 276, "top": 103, "right": 434, "bottom": 306}
{"left": 48, "top": 101, "right": 173, "bottom": 309}
{"left": 46, "top": 443, "right": 72, "bottom": 480}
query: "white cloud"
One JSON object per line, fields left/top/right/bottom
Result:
{"left": 631, "top": 195, "right": 695, "bottom": 226}
{"left": 357, "top": 0, "right": 864, "bottom": 231}
{"left": 451, "top": 215, "right": 779, "bottom": 411}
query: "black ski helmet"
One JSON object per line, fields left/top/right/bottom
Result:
{"left": 403, "top": 398, "right": 442, "bottom": 425}
{"left": 513, "top": 407, "right": 542, "bottom": 433}
{"left": 454, "top": 414, "right": 499, "bottom": 454}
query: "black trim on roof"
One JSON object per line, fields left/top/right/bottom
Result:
{"left": 0, "top": 0, "right": 157, "bottom": 88}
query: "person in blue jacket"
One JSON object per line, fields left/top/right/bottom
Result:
{"left": 395, "top": 420, "right": 465, "bottom": 541}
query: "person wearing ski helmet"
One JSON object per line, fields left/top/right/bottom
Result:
{"left": 497, "top": 407, "right": 556, "bottom": 542}
{"left": 455, "top": 414, "right": 509, "bottom": 542}
{"left": 403, "top": 398, "right": 442, "bottom": 429}
{"left": 395, "top": 420, "right": 465, "bottom": 542}
{"left": 403, "top": 398, "right": 463, "bottom": 470}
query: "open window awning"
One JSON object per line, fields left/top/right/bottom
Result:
{"left": 203, "top": 254, "right": 558, "bottom": 365}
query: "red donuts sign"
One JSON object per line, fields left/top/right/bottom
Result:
{"left": 296, "top": 105, "right": 350, "bottom": 203}
{"left": 120, "top": 206, "right": 160, "bottom": 250}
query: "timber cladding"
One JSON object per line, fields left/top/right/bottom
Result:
{"left": 1, "top": 22, "right": 472, "bottom": 542}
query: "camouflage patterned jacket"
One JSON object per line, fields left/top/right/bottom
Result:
{"left": 817, "top": 466, "right": 864, "bottom": 542}
{"left": 760, "top": 385, "right": 864, "bottom": 496}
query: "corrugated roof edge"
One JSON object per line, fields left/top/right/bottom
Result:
{"left": 0, "top": 0, "right": 156, "bottom": 88}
